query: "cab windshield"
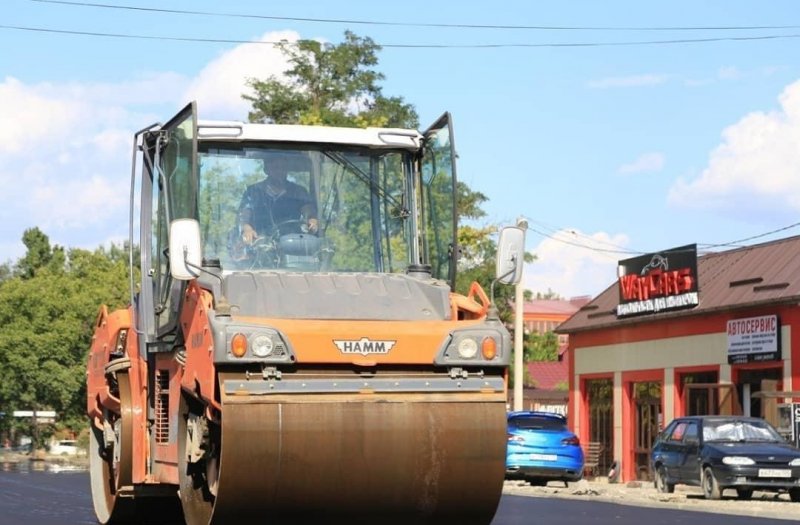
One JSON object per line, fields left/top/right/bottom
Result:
{"left": 198, "top": 145, "right": 413, "bottom": 274}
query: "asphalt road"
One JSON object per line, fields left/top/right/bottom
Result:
{"left": 0, "top": 466, "right": 796, "bottom": 525}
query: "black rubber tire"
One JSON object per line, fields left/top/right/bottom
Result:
{"left": 177, "top": 394, "right": 217, "bottom": 525}
{"left": 790, "top": 488, "right": 800, "bottom": 502}
{"left": 655, "top": 466, "right": 675, "bottom": 494}
{"left": 736, "top": 488, "right": 753, "bottom": 500}
{"left": 702, "top": 467, "right": 722, "bottom": 500}
{"left": 527, "top": 478, "right": 548, "bottom": 487}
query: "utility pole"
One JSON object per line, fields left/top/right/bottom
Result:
{"left": 513, "top": 216, "right": 528, "bottom": 411}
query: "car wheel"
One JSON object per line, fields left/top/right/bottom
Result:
{"left": 789, "top": 488, "right": 800, "bottom": 502}
{"left": 655, "top": 466, "right": 674, "bottom": 494}
{"left": 527, "top": 479, "right": 547, "bottom": 487}
{"left": 702, "top": 467, "right": 722, "bottom": 500}
{"left": 736, "top": 488, "right": 753, "bottom": 500}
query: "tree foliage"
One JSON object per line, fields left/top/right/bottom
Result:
{"left": 244, "top": 31, "right": 418, "bottom": 129}
{"left": 0, "top": 228, "right": 131, "bottom": 443}
{"left": 524, "top": 331, "right": 560, "bottom": 362}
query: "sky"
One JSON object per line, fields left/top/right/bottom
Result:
{"left": 2, "top": 0, "right": 800, "bottom": 299}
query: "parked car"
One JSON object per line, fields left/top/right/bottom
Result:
{"left": 651, "top": 415, "right": 800, "bottom": 500}
{"left": 49, "top": 439, "right": 80, "bottom": 456}
{"left": 505, "top": 411, "right": 584, "bottom": 486}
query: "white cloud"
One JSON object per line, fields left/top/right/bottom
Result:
{"left": 668, "top": 78, "right": 800, "bottom": 213}
{"left": 618, "top": 152, "right": 665, "bottom": 175}
{"left": 183, "top": 30, "right": 299, "bottom": 119}
{"left": 717, "top": 66, "right": 741, "bottom": 80}
{"left": 0, "top": 77, "right": 79, "bottom": 154}
{"left": 587, "top": 74, "right": 669, "bottom": 89}
{"left": 523, "top": 229, "right": 630, "bottom": 299}
{"left": 0, "top": 31, "right": 306, "bottom": 261}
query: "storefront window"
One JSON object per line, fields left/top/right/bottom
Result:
{"left": 680, "top": 371, "right": 719, "bottom": 416}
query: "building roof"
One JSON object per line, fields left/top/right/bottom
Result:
{"left": 558, "top": 235, "right": 800, "bottom": 334}
{"left": 526, "top": 352, "right": 569, "bottom": 390}
{"left": 523, "top": 297, "right": 590, "bottom": 316}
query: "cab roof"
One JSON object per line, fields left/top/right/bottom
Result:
{"left": 197, "top": 120, "right": 423, "bottom": 152}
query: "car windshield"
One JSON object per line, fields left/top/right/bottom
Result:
{"left": 510, "top": 416, "right": 566, "bottom": 431}
{"left": 702, "top": 419, "right": 784, "bottom": 442}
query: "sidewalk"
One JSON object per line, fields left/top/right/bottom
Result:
{"left": 503, "top": 478, "right": 800, "bottom": 522}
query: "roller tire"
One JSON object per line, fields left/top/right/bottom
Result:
{"left": 178, "top": 393, "right": 219, "bottom": 525}
{"left": 88, "top": 371, "right": 135, "bottom": 524}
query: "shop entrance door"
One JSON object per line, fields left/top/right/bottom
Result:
{"left": 633, "top": 382, "right": 661, "bottom": 481}
{"left": 586, "top": 378, "right": 613, "bottom": 475}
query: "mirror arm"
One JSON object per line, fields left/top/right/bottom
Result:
{"left": 183, "top": 257, "right": 231, "bottom": 316}
{"left": 488, "top": 255, "right": 518, "bottom": 320}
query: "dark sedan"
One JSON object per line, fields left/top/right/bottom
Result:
{"left": 651, "top": 415, "right": 800, "bottom": 500}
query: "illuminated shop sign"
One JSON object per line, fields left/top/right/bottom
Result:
{"left": 727, "top": 314, "right": 780, "bottom": 364}
{"left": 616, "top": 244, "right": 699, "bottom": 318}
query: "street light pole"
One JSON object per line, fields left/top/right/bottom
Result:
{"left": 513, "top": 216, "right": 528, "bottom": 411}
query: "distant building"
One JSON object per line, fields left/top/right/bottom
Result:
{"left": 523, "top": 297, "right": 591, "bottom": 341}
{"left": 519, "top": 297, "right": 590, "bottom": 413}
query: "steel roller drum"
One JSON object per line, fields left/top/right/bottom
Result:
{"left": 209, "top": 389, "right": 507, "bottom": 524}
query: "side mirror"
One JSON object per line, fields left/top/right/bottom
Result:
{"left": 495, "top": 226, "right": 525, "bottom": 285}
{"left": 169, "top": 218, "right": 202, "bottom": 280}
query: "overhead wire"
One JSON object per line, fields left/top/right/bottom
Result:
{"left": 525, "top": 217, "right": 800, "bottom": 258}
{"left": 26, "top": 0, "right": 800, "bottom": 32}
{"left": 2, "top": 23, "right": 800, "bottom": 48}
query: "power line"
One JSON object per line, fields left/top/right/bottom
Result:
{"left": 3, "top": 24, "right": 800, "bottom": 48}
{"left": 526, "top": 225, "right": 639, "bottom": 256}
{"left": 525, "top": 217, "right": 800, "bottom": 258}
{"left": 526, "top": 218, "right": 640, "bottom": 253}
{"left": 28, "top": 0, "right": 800, "bottom": 32}
{"left": 699, "top": 221, "right": 800, "bottom": 250}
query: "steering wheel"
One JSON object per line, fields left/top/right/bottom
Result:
{"left": 273, "top": 219, "right": 314, "bottom": 236}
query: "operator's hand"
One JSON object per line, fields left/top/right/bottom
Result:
{"left": 241, "top": 223, "right": 258, "bottom": 244}
{"left": 307, "top": 218, "right": 319, "bottom": 234}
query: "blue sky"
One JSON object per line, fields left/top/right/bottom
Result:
{"left": 2, "top": 0, "right": 800, "bottom": 298}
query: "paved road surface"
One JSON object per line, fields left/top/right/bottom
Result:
{"left": 1, "top": 467, "right": 796, "bottom": 525}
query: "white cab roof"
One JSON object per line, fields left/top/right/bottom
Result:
{"left": 197, "top": 120, "right": 423, "bottom": 151}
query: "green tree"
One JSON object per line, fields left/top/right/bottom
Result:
{"left": 15, "top": 227, "right": 64, "bottom": 279}
{"left": 525, "top": 331, "right": 560, "bottom": 362}
{"left": 533, "top": 288, "right": 562, "bottom": 300}
{"left": 0, "top": 232, "right": 132, "bottom": 444}
{"left": 244, "top": 31, "right": 418, "bottom": 129}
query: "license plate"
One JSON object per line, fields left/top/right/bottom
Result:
{"left": 529, "top": 453, "right": 557, "bottom": 461}
{"left": 758, "top": 469, "right": 792, "bottom": 478}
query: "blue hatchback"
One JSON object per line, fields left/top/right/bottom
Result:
{"left": 506, "top": 411, "right": 585, "bottom": 486}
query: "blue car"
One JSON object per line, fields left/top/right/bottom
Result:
{"left": 506, "top": 411, "right": 585, "bottom": 486}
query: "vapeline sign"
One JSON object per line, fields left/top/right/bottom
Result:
{"left": 616, "top": 244, "right": 699, "bottom": 318}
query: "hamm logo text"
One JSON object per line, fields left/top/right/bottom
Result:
{"left": 334, "top": 338, "right": 396, "bottom": 356}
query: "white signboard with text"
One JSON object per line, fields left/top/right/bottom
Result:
{"left": 727, "top": 315, "right": 780, "bottom": 364}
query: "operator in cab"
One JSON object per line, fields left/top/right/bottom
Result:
{"left": 238, "top": 156, "right": 318, "bottom": 243}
